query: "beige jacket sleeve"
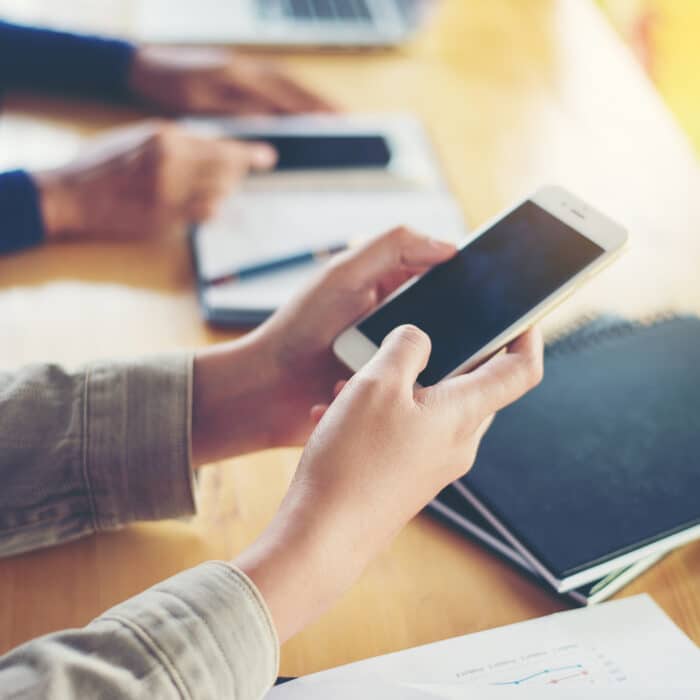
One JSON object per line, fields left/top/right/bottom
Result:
{"left": 0, "top": 356, "right": 279, "bottom": 699}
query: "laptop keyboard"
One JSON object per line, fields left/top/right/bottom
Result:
{"left": 258, "top": 0, "right": 375, "bottom": 24}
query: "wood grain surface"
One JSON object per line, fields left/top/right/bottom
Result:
{"left": 0, "top": 0, "right": 698, "bottom": 675}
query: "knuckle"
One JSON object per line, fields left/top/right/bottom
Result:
{"left": 322, "top": 253, "right": 359, "bottom": 290}
{"left": 149, "top": 125, "right": 171, "bottom": 149}
{"left": 386, "top": 225, "right": 410, "bottom": 243}
{"left": 383, "top": 366, "right": 406, "bottom": 393}
{"left": 324, "top": 252, "right": 343, "bottom": 272}
{"left": 354, "top": 372, "right": 386, "bottom": 397}
{"left": 319, "top": 255, "right": 346, "bottom": 283}
{"left": 450, "top": 409, "right": 481, "bottom": 446}
{"left": 356, "top": 365, "right": 406, "bottom": 400}
{"left": 150, "top": 124, "right": 181, "bottom": 156}
{"left": 388, "top": 225, "right": 422, "bottom": 243}
{"left": 524, "top": 353, "right": 544, "bottom": 388}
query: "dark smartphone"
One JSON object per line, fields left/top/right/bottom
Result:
{"left": 234, "top": 134, "right": 392, "bottom": 171}
{"left": 354, "top": 200, "right": 612, "bottom": 386}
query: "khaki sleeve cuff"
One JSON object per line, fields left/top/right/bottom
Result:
{"left": 83, "top": 353, "right": 196, "bottom": 530}
{"left": 98, "top": 561, "right": 280, "bottom": 700}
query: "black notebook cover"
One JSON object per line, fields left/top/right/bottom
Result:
{"left": 458, "top": 315, "right": 700, "bottom": 591}
{"left": 428, "top": 485, "right": 664, "bottom": 606}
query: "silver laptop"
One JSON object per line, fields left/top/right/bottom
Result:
{"left": 135, "top": 0, "right": 437, "bottom": 47}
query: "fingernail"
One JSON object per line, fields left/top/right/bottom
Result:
{"left": 251, "top": 145, "right": 277, "bottom": 169}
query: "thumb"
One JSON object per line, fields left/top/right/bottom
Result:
{"left": 220, "top": 139, "right": 277, "bottom": 172}
{"left": 241, "top": 140, "right": 277, "bottom": 171}
{"left": 363, "top": 325, "right": 432, "bottom": 389}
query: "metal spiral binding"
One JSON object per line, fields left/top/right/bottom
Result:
{"left": 544, "top": 311, "right": 688, "bottom": 359}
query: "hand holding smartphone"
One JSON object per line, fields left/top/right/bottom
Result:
{"left": 334, "top": 186, "right": 628, "bottom": 384}
{"left": 236, "top": 134, "right": 392, "bottom": 171}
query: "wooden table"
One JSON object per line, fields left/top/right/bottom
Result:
{"left": 1, "top": 0, "right": 699, "bottom": 675}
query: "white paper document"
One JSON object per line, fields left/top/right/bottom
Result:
{"left": 189, "top": 113, "right": 468, "bottom": 322}
{"left": 269, "top": 680, "right": 445, "bottom": 700}
{"left": 197, "top": 190, "right": 467, "bottom": 314}
{"left": 267, "top": 596, "right": 700, "bottom": 698}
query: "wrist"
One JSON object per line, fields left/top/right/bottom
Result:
{"left": 235, "top": 488, "right": 365, "bottom": 643}
{"left": 191, "top": 330, "right": 281, "bottom": 466}
{"left": 127, "top": 46, "right": 173, "bottom": 109}
{"left": 32, "top": 170, "right": 80, "bottom": 240}
{"left": 126, "top": 46, "right": 153, "bottom": 103}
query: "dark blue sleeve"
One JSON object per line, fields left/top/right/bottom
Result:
{"left": 0, "top": 170, "right": 45, "bottom": 254}
{"left": 0, "top": 21, "right": 135, "bottom": 99}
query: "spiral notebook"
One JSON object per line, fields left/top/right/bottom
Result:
{"left": 453, "top": 314, "right": 700, "bottom": 593}
{"left": 428, "top": 485, "right": 665, "bottom": 606}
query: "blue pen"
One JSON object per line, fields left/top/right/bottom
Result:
{"left": 206, "top": 242, "right": 349, "bottom": 286}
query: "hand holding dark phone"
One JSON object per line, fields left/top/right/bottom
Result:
{"left": 236, "top": 134, "right": 392, "bottom": 170}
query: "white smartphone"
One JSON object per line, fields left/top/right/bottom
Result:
{"left": 333, "top": 185, "right": 628, "bottom": 386}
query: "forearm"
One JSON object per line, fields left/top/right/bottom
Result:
{"left": 236, "top": 484, "right": 368, "bottom": 644}
{"left": 0, "top": 355, "right": 195, "bottom": 557}
{"left": 0, "top": 20, "right": 134, "bottom": 98}
{"left": 0, "top": 562, "right": 278, "bottom": 700}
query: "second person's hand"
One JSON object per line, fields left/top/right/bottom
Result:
{"left": 35, "top": 121, "right": 277, "bottom": 241}
{"left": 128, "top": 46, "right": 335, "bottom": 115}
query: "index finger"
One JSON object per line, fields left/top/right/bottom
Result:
{"left": 233, "top": 67, "right": 335, "bottom": 115}
{"left": 213, "top": 138, "right": 278, "bottom": 171}
{"left": 331, "top": 227, "right": 457, "bottom": 290}
{"left": 440, "top": 327, "right": 544, "bottom": 418}
{"left": 268, "top": 73, "right": 338, "bottom": 113}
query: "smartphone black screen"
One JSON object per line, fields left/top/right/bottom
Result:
{"left": 358, "top": 201, "right": 604, "bottom": 385}
{"left": 236, "top": 134, "right": 391, "bottom": 170}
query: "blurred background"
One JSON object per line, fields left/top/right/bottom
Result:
{"left": 1, "top": 0, "right": 697, "bottom": 155}
{"left": 1, "top": 0, "right": 699, "bottom": 675}
{"left": 599, "top": 0, "right": 700, "bottom": 153}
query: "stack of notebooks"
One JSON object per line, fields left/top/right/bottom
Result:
{"left": 428, "top": 314, "right": 700, "bottom": 605}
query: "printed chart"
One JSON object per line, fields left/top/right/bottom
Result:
{"left": 267, "top": 597, "right": 700, "bottom": 698}
{"left": 453, "top": 642, "right": 627, "bottom": 688}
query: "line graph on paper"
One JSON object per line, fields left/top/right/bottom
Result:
{"left": 452, "top": 643, "right": 629, "bottom": 688}
{"left": 490, "top": 663, "right": 587, "bottom": 686}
